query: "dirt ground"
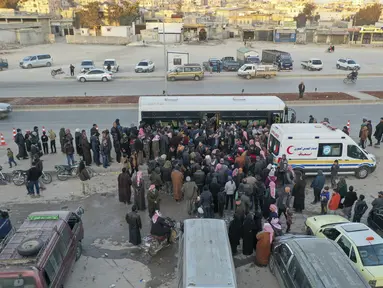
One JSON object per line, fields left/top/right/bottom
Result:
{"left": 1, "top": 92, "right": 359, "bottom": 106}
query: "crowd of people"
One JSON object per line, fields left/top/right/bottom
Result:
{"left": 11, "top": 115, "right": 383, "bottom": 258}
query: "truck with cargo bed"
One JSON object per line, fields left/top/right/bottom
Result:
{"left": 262, "top": 50, "right": 293, "bottom": 71}
{"left": 237, "top": 63, "right": 277, "bottom": 79}
{"left": 237, "top": 47, "right": 260, "bottom": 66}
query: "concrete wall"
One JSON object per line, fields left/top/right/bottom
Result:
{"left": 141, "top": 29, "right": 158, "bottom": 42}
{"left": 146, "top": 22, "right": 183, "bottom": 33}
{"left": 101, "top": 25, "right": 132, "bottom": 37}
{"left": 0, "top": 29, "right": 17, "bottom": 43}
{"left": 16, "top": 29, "right": 45, "bottom": 45}
{"left": 66, "top": 35, "right": 130, "bottom": 45}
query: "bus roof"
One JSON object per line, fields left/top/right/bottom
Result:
{"left": 138, "top": 96, "right": 285, "bottom": 112}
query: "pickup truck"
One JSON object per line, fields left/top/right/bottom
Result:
{"left": 203, "top": 58, "right": 222, "bottom": 72}
{"left": 301, "top": 58, "right": 323, "bottom": 71}
{"left": 221, "top": 57, "right": 240, "bottom": 71}
{"left": 0, "top": 58, "right": 8, "bottom": 71}
{"left": 237, "top": 63, "right": 277, "bottom": 79}
{"left": 0, "top": 210, "right": 13, "bottom": 251}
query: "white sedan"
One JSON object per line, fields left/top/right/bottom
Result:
{"left": 76, "top": 69, "right": 113, "bottom": 82}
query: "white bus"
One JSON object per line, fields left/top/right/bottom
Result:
{"left": 138, "top": 96, "right": 288, "bottom": 127}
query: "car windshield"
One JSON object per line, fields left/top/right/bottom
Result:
{"left": 358, "top": 244, "right": 383, "bottom": 266}
{"left": 0, "top": 277, "right": 37, "bottom": 287}
{"left": 104, "top": 61, "right": 115, "bottom": 66}
{"left": 81, "top": 61, "right": 93, "bottom": 66}
{"left": 23, "top": 57, "right": 31, "bottom": 61}
{"left": 348, "top": 60, "right": 356, "bottom": 64}
{"left": 312, "top": 60, "right": 322, "bottom": 65}
{"left": 138, "top": 62, "right": 148, "bottom": 66}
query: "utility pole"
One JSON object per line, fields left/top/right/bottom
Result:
{"left": 162, "top": 0, "right": 168, "bottom": 96}
{"left": 351, "top": 14, "right": 357, "bottom": 45}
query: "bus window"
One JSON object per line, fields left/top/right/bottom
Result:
{"left": 272, "top": 113, "right": 282, "bottom": 124}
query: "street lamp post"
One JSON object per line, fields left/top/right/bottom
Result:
{"left": 162, "top": 3, "right": 168, "bottom": 96}
{"left": 351, "top": 14, "right": 357, "bottom": 45}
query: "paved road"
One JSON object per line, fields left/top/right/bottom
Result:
{"left": 1, "top": 104, "right": 382, "bottom": 141}
{"left": 0, "top": 76, "right": 382, "bottom": 97}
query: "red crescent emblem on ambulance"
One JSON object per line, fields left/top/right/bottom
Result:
{"left": 287, "top": 145, "right": 294, "bottom": 155}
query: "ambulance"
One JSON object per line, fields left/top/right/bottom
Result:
{"left": 268, "top": 123, "right": 377, "bottom": 179}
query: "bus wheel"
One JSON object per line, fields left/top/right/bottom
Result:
{"left": 356, "top": 166, "right": 369, "bottom": 179}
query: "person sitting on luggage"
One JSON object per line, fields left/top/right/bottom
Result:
{"left": 150, "top": 210, "right": 171, "bottom": 243}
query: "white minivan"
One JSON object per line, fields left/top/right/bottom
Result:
{"left": 20, "top": 54, "right": 53, "bottom": 69}
{"left": 268, "top": 123, "right": 376, "bottom": 179}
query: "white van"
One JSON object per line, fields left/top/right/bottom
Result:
{"left": 19, "top": 54, "right": 53, "bottom": 69}
{"left": 268, "top": 123, "right": 376, "bottom": 179}
{"left": 177, "top": 219, "right": 237, "bottom": 288}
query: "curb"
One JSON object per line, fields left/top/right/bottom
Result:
{"left": 62, "top": 73, "right": 383, "bottom": 81}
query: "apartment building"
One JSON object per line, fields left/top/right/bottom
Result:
{"left": 19, "top": 0, "right": 62, "bottom": 15}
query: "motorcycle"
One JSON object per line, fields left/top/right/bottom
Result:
{"left": 343, "top": 74, "right": 357, "bottom": 84}
{"left": 12, "top": 170, "right": 52, "bottom": 186}
{"left": 55, "top": 164, "right": 94, "bottom": 181}
{"left": 143, "top": 217, "right": 182, "bottom": 256}
{"left": 0, "top": 166, "right": 10, "bottom": 184}
{"left": 51, "top": 68, "right": 65, "bottom": 76}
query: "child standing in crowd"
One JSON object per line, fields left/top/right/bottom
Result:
{"left": 7, "top": 148, "right": 17, "bottom": 168}
{"left": 320, "top": 186, "right": 330, "bottom": 215}
{"left": 353, "top": 195, "right": 368, "bottom": 222}
{"left": 285, "top": 208, "right": 293, "bottom": 233}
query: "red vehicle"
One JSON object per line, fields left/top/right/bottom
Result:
{"left": 0, "top": 208, "right": 84, "bottom": 287}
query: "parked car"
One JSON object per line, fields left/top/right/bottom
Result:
{"left": 269, "top": 235, "right": 371, "bottom": 288}
{"left": 203, "top": 58, "right": 222, "bottom": 72}
{"left": 368, "top": 207, "right": 383, "bottom": 236}
{"left": 103, "top": 59, "right": 119, "bottom": 73}
{"left": 301, "top": 58, "right": 323, "bottom": 71}
{"left": 167, "top": 64, "right": 204, "bottom": 81}
{"left": 80, "top": 60, "right": 95, "bottom": 72}
{"left": 0, "top": 58, "right": 8, "bottom": 71}
{"left": 0, "top": 103, "right": 12, "bottom": 120}
{"left": 305, "top": 215, "right": 383, "bottom": 287}
{"left": 135, "top": 59, "right": 155, "bottom": 73}
{"left": 19, "top": 54, "right": 53, "bottom": 69}
{"left": 336, "top": 58, "right": 360, "bottom": 70}
{"left": 0, "top": 208, "right": 84, "bottom": 288}
{"left": 76, "top": 69, "right": 112, "bottom": 82}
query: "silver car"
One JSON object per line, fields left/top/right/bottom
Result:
{"left": 0, "top": 103, "right": 12, "bottom": 119}
{"left": 20, "top": 54, "right": 53, "bottom": 69}
{"left": 80, "top": 60, "right": 95, "bottom": 72}
{"left": 76, "top": 69, "right": 113, "bottom": 82}
{"left": 103, "top": 59, "right": 119, "bottom": 73}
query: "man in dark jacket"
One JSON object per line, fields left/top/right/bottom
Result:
{"left": 330, "top": 160, "right": 339, "bottom": 188}
{"left": 374, "top": 118, "right": 383, "bottom": 146}
{"left": 367, "top": 120, "right": 373, "bottom": 146}
{"left": 343, "top": 186, "right": 358, "bottom": 220}
{"left": 353, "top": 195, "right": 368, "bottom": 222}
{"left": 27, "top": 161, "right": 42, "bottom": 197}
{"left": 200, "top": 185, "right": 213, "bottom": 218}
{"left": 90, "top": 133, "right": 101, "bottom": 166}
{"left": 310, "top": 170, "right": 325, "bottom": 204}
{"left": 111, "top": 122, "right": 121, "bottom": 163}
{"left": 298, "top": 82, "right": 305, "bottom": 99}
{"left": 161, "top": 161, "right": 172, "bottom": 194}
{"left": 14, "top": 128, "right": 28, "bottom": 160}
{"left": 254, "top": 176, "right": 266, "bottom": 212}
{"left": 193, "top": 165, "right": 206, "bottom": 194}
{"left": 90, "top": 124, "right": 100, "bottom": 138}
{"left": 125, "top": 205, "right": 142, "bottom": 245}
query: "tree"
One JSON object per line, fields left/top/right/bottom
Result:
{"left": 354, "top": 3, "right": 382, "bottom": 26}
{"left": 107, "top": 0, "right": 139, "bottom": 26}
{"left": 78, "top": 2, "right": 103, "bottom": 28}
{"left": 175, "top": 1, "right": 182, "bottom": 14}
{"left": 294, "top": 3, "right": 316, "bottom": 28}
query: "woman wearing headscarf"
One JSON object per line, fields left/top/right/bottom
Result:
{"left": 262, "top": 180, "right": 277, "bottom": 219}
{"left": 81, "top": 130, "right": 92, "bottom": 166}
{"left": 336, "top": 177, "right": 347, "bottom": 208}
{"left": 59, "top": 127, "right": 66, "bottom": 153}
{"left": 209, "top": 177, "right": 221, "bottom": 213}
{"left": 292, "top": 171, "right": 306, "bottom": 213}
{"left": 228, "top": 213, "right": 243, "bottom": 255}
{"left": 265, "top": 166, "right": 277, "bottom": 188}
{"left": 171, "top": 166, "right": 184, "bottom": 202}
{"left": 132, "top": 171, "right": 146, "bottom": 210}
{"left": 255, "top": 223, "right": 274, "bottom": 267}
{"left": 147, "top": 184, "right": 160, "bottom": 218}
{"left": 75, "top": 128, "right": 83, "bottom": 156}
{"left": 117, "top": 167, "right": 132, "bottom": 205}
{"left": 242, "top": 213, "right": 256, "bottom": 256}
